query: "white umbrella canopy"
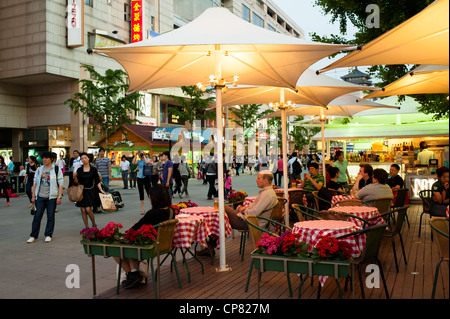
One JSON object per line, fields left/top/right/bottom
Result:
{"left": 262, "top": 93, "right": 400, "bottom": 119}
{"left": 93, "top": 7, "right": 357, "bottom": 92}
{"left": 221, "top": 69, "right": 380, "bottom": 107}
{"left": 318, "top": 0, "right": 449, "bottom": 73}
{"left": 91, "top": 7, "right": 357, "bottom": 271}
{"left": 361, "top": 65, "right": 449, "bottom": 100}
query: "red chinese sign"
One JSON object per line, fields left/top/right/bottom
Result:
{"left": 131, "top": 0, "right": 143, "bottom": 43}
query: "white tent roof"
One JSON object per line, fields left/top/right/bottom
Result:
{"left": 262, "top": 93, "right": 399, "bottom": 119}
{"left": 222, "top": 69, "right": 379, "bottom": 107}
{"left": 318, "top": 0, "right": 449, "bottom": 73}
{"left": 93, "top": 7, "right": 357, "bottom": 92}
{"left": 362, "top": 65, "right": 449, "bottom": 99}
{"left": 311, "top": 120, "right": 450, "bottom": 140}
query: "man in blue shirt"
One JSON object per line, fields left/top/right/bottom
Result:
{"left": 161, "top": 151, "right": 173, "bottom": 198}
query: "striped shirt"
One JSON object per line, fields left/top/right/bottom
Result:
{"left": 94, "top": 156, "right": 111, "bottom": 179}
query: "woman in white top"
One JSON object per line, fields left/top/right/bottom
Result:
{"left": 119, "top": 155, "right": 131, "bottom": 189}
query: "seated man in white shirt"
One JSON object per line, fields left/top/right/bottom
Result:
{"left": 355, "top": 168, "right": 393, "bottom": 205}
{"left": 197, "top": 170, "right": 278, "bottom": 256}
{"left": 225, "top": 170, "right": 278, "bottom": 230}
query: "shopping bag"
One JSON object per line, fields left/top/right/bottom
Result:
{"left": 99, "top": 193, "right": 117, "bottom": 212}
{"left": 67, "top": 185, "right": 84, "bottom": 202}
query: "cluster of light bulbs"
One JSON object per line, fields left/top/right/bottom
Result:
{"left": 197, "top": 75, "right": 239, "bottom": 92}
{"left": 268, "top": 100, "right": 295, "bottom": 110}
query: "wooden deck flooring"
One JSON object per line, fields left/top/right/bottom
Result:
{"left": 96, "top": 204, "right": 448, "bottom": 300}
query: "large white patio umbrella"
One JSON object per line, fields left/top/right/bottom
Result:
{"left": 361, "top": 65, "right": 449, "bottom": 100}
{"left": 222, "top": 70, "right": 379, "bottom": 225}
{"left": 91, "top": 7, "right": 356, "bottom": 271}
{"left": 318, "top": 0, "right": 449, "bottom": 73}
{"left": 262, "top": 94, "right": 399, "bottom": 183}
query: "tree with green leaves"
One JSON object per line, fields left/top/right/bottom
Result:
{"left": 311, "top": 0, "right": 448, "bottom": 119}
{"left": 167, "top": 86, "right": 216, "bottom": 173}
{"left": 64, "top": 65, "right": 142, "bottom": 150}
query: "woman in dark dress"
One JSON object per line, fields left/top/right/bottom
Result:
{"left": 114, "top": 184, "right": 172, "bottom": 289}
{"left": 74, "top": 152, "right": 105, "bottom": 228}
{"left": 25, "top": 156, "right": 38, "bottom": 206}
{"left": 318, "top": 167, "right": 345, "bottom": 210}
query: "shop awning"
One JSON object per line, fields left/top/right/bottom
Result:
{"left": 311, "top": 120, "right": 450, "bottom": 140}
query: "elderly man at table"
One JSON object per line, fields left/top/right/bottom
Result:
{"left": 197, "top": 170, "right": 278, "bottom": 256}
{"left": 353, "top": 168, "right": 393, "bottom": 205}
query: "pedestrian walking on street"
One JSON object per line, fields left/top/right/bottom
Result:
{"left": 205, "top": 152, "right": 218, "bottom": 200}
{"left": 94, "top": 148, "right": 111, "bottom": 190}
{"left": 161, "top": 151, "right": 174, "bottom": 199}
{"left": 129, "top": 157, "right": 138, "bottom": 189}
{"left": 74, "top": 152, "right": 105, "bottom": 229}
{"left": 24, "top": 156, "right": 38, "bottom": 207}
{"left": 150, "top": 155, "right": 161, "bottom": 187}
{"left": 119, "top": 155, "right": 130, "bottom": 189}
{"left": 27, "top": 152, "right": 64, "bottom": 243}
{"left": 0, "top": 156, "right": 11, "bottom": 207}
{"left": 179, "top": 155, "right": 191, "bottom": 198}
{"left": 133, "top": 151, "right": 151, "bottom": 215}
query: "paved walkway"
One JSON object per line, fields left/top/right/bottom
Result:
{"left": 0, "top": 169, "right": 273, "bottom": 299}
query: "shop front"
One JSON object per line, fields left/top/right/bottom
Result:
{"left": 312, "top": 121, "right": 449, "bottom": 202}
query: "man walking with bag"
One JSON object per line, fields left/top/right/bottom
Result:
{"left": 27, "top": 151, "right": 64, "bottom": 243}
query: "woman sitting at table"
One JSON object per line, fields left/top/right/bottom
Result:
{"left": 430, "top": 166, "right": 449, "bottom": 217}
{"left": 354, "top": 168, "right": 393, "bottom": 205}
{"left": 318, "top": 167, "right": 345, "bottom": 210}
{"left": 113, "top": 184, "right": 171, "bottom": 289}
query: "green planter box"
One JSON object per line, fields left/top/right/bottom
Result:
{"left": 81, "top": 241, "right": 156, "bottom": 260}
{"left": 251, "top": 252, "right": 350, "bottom": 278}
{"left": 249, "top": 250, "right": 351, "bottom": 298}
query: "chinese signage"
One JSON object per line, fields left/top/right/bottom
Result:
{"left": 131, "top": 0, "right": 143, "bottom": 43}
{"left": 66, "top": 0, "right": 84, "bottom": 48}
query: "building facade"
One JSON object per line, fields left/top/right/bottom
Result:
{"left": 0, "top": 0, "right": 304, "bottom": 166}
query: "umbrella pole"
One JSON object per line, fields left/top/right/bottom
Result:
{"left": 321, "top": 118, "right": 326, "bottom": 187}
{"left": 281, "top": 108, "right": 289, "bottom": 226}
{"left": 215, "top": 86, "right": 230, "bottom": 272}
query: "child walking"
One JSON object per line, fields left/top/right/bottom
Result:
{"left": 224, "top": 170, "right": 232, "bottom": 198}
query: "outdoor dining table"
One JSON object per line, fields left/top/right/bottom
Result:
{"left": 292, "top": 219, "right": 364, "bottom": 286}
{"left": 172, "top": 214, "right": 211, "bottom": 283}
{"left": 446, "top": 205, "right": 449, "bottom": 218}
{"left": 274, "top": 188, "right": 308, "bottom": 206}
{"left": 328, "top": 206, "right": 384, "bottom": 228}
{"left": 179, "top": 206, "right": 233, "bottom": 249}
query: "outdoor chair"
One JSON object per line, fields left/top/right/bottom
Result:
{"left": 331, "top": 198, "right": 364, "bottom": 207}
{"left": 288, "top": 189, "right": 307, "bottom": 222}
{"left": 366, "top": 206, "right": 409, "bottom": 272}
{"left": 337, "top": 223, "right": 390, "bottom": 299}
{"left": 392, "top": 188, "right": 410, "bottom": 228}
{"left": 418, "top": 190, "right": 434, "bottom": 238}
{"left": 373, "top": 197, "right": 394, "bottom": 225}
{"left": 144, "top": 219, "right": 181, "bottom": 299}
{"left": 244, "top": 215, "right": 292, "bottom": 294}
{"left": 429, "top": 217, "right": 449, "bottom": 299}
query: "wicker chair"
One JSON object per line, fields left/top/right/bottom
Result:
{"left": 429, "top": 217, "right": 449, "bottom": 299}
{"left": 145, "top": 219, "right": 181, "bottom": 299}
{"left": 418, "top": 190, "right": 434, "bottom": 238}
{"left": 288, "top": 189, "right": 307, "bottom": 221}
{"left": 244, "top": 215, "right": 292, "bottom": 294}
{"left": 373, "top": 197, "right": 394, "bottom": 225}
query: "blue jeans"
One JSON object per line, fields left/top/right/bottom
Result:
{"left": 102, "top": 177, "right": 109, "bottom": 190}
{"left": 30, "top": 197, "right": 57, "bottom": 239}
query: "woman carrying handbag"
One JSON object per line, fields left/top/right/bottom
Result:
{"left": 74, "top": 152, "right": 105, "bottom": 228}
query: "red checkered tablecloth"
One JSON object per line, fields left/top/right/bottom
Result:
{"left": 329, "top": 206, "right": 384, "bottom": 228}
{"left": 172, "top": 215, "right": 211, "bottom": 249}
{"left": 243, "top": 196, "right": 257, "bottom": 207}
{"left": 331, "top": 194, "right": 356, "bottom": 207}
{"left": 292, "top": 219, "right": 364, "bottom": 286}
{"left": 180, "top": 206, "right": 232, "bottom": 248}
{"left": 447, "top": 206, "right": 449, "bottom": 218}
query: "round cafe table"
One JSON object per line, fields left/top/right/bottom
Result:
{"left": 292, "top": 219, "right": 364, "bottom": 286}
{"left": 329, "top": 206, "right": 384, "bottom": 228}
{"left": 179, "top": 206, "right": 232, "bottom": 248}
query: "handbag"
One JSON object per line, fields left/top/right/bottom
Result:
{"left": 143, "top": 165, "right": 152, "bottom": 177}
{"left": 67, "top": 184, "right": 84, "bottom": 202}
{"left": 30, "top": 203, "right": 37, "bottom": 216}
